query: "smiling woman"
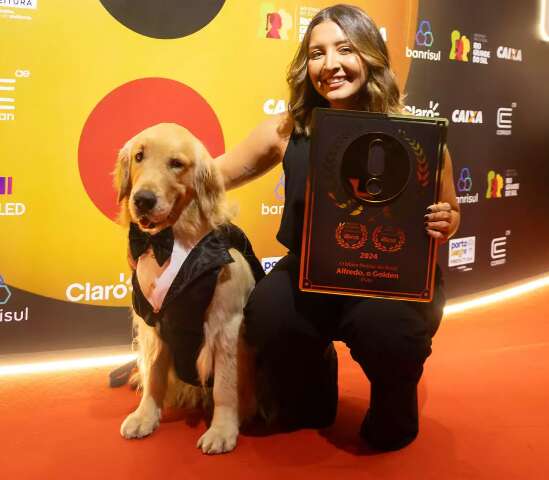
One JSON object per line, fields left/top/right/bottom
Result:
{"left": 287, "top": 4, "right": 404, "bottom": 134}
{"left": 216, "top": 3, "right": 459, "bottom": 452}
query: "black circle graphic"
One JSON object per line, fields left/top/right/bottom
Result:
{"left": 341, "top": 133, "right": 410, "bottom": 205}
{"left": 100, "top": 0, "right": 225, "bottom": 39}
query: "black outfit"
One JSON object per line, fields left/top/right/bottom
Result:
{"left": 244, "top": 132, "right": 446, "bottom": 450}
{"left": 131, "top": 223, "right": 264, "bottom": 386}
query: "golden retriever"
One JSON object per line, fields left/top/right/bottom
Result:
{"left": 114, "top": 123, "right": 258, "bottom": 454}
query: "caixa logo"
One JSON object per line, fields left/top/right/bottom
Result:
{"left": 0, "top": 275, "right": 30, "bottom": 323}
{"left": 452, "top": 109, "right": 483, "bottom": 124}
{"left": 263, "top": 99, "right": 287, "bottom": 115}
{"left": 65, "top": 273, "right": 132, "bottom": 303}
{"left": 261, "top": 256, "right": 282, "bottom": 274}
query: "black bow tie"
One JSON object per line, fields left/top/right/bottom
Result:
{"left": 129, "top": 223, "right": 174, "bottom": 266}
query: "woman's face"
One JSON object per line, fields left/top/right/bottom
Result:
{"left": 307, "top": 21, "right": 368, "bottom": 109}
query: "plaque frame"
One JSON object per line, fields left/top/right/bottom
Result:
{"left": 299, "top": 108, "right": 449, "bottom": 302}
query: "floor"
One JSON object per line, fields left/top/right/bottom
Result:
{"left": 1, "top": 285, "right": 548, "bottom": 479}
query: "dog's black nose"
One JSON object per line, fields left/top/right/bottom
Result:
{"left": 133, "top": 190, "right": 157, "bottom": 212}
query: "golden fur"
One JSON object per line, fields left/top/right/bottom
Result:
{"left": 114, "top": 123, "right": 257, "bottom": 454}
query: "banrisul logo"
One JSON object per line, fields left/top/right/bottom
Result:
{"left": 0, "top": 275, "right": 30, "bottom": 323}
{"left": 456, "top": 167, "right": 479, "bottom": 204}
{"left": 99, "top": 0, "right": 225, "bottom": 39}
{"left": 406, "top": 20, "right": 441, "bottom": 61}
{"left": 261, "top": 172, "right": 284, "bottom": 216}
{"left": 452, "top": 109, "right": 483, "bottom": 124}
{"left": 405, "top": 100, "right": 440, "bottom": 117}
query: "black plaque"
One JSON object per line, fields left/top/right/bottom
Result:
{"left": 299, "top": 109, "right": 448, "bottom": 301}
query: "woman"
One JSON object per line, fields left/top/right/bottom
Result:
{"left": 217, "top": 4, "right": 460, "bottom": 451}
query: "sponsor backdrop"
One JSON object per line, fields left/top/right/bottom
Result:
{"left": 1, "top": 0, "right": 548, "bottom": 354}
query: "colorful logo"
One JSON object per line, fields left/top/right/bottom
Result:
{"left": 457, "top": 168, "right": 472, "bottom": 193}
{"left": 259, "top": 4, "right": 292, "bottom": 40}
{"left": 449, "top": 30, "right": 471, "bottom": 61}
{"left": 405, "top": 20, "right": 440, "bottom": 61}
{"left": 448, "top": 236, "right": 475, "bottom": 268}
{"left": 486, "top": 170, "right": 504, "bottom": 198}
{"left": 0, "top": 176, "right": 13, "bottom": 195}
{"left": 456, "top": 168, "right": 479, "bottom": 204}
{"left": 416, "top": 20, "right": 434, "bottom": 47}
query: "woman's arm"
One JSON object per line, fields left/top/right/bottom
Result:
{"left": 425, "top": 146, "right": 461, "bottom": 242}
{"left": 216, "top": 114, "right": 292, "bottom": 190}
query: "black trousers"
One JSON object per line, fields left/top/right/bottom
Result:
{"left": 244, "top": 253, "right": 446, "bottom": 450}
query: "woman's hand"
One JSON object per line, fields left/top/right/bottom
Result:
{"left": 425, "top": 202, "right": 455, "bottom": 242}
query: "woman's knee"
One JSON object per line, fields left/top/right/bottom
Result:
{"left": 340, "top": 301, "right": 433, "bottom": 380}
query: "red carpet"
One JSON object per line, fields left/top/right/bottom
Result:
{"left": 1, "top": 287, "right": 548, "bottom": 480}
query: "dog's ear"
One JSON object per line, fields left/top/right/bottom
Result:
{"left": 114, "top": 142, "right": 132, "bottom": 203}
{"left": 194, "top": 143, "right": 224, "bottom": 218}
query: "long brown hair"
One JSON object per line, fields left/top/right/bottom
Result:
{"left": 287, "top": 4, "right": 404, "bottom": 135}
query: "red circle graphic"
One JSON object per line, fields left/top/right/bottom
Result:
{"left": 78, "top": 78, "right": 224, "bottom": 220}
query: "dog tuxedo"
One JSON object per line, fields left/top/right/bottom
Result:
{"left": 130, "top": 223, "right": 264, "bottom": 386}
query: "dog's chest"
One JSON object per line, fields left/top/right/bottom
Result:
{"left": 136, "top": 240, "right": 193, "bottom": 313}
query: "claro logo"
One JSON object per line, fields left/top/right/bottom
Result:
{"left": 66, "top": 273, "right": 132, "bottom": 302}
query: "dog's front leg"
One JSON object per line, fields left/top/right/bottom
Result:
{"left": 197, "top": 317, "right": 241, "bottom": 454}
{"left": 121, "top": 323, "right": 170, "bottom": 439}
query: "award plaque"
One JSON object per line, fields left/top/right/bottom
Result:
{"left": 299, "top": 109, "right": 448, "bottom": 302}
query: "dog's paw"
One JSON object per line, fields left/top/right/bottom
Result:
{"left": 196, "top": 424, "right": 239, "bottom": 454}
{"left": 120, "top": 409, "right": 160, "bottom": 439}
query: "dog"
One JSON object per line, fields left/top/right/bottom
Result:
{"left": 114, "top": 123, "right": 263, "bottom": 454}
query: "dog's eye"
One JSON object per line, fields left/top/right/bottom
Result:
{"left": 135, "top": 151, "right": 144, "bottom": 163}
{"left": 169, "top": 158, "right": 184, "bottom": 169}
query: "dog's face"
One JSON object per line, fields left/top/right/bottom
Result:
{"left": 115, "top": 123, "right": 220, "bottom": 234}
